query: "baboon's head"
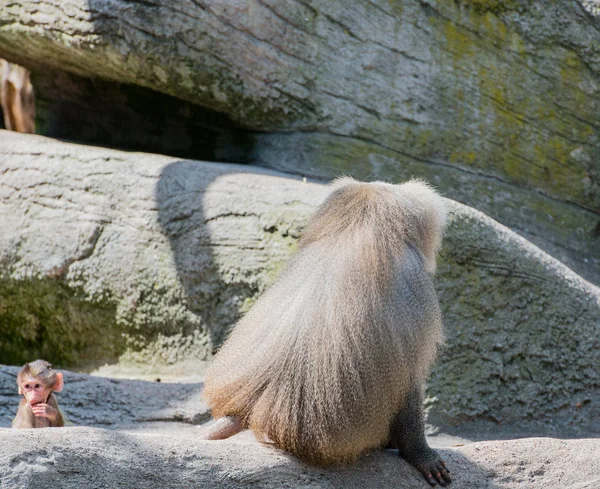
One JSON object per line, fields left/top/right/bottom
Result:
{"left": 301, "top": 177, "right": 446, "bottom": 273}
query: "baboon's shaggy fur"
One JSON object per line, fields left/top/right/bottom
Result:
{"left": 204, "top": 178, "right": 446, "bottom": 465}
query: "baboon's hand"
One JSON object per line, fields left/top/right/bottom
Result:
{"left": 30, "top": 403, "right": 58, "bottom": 422}
{"left": 405, "top": 448, "right": 451, "bottom": 486}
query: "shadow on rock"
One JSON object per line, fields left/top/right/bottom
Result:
{"left": 0, "top": 365, "right": 209, "bottom": 429}
{"left": 155, "top": 160, "right": 319, "bottom": 352}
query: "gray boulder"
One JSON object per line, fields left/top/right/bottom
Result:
{"left": 0, "top": 130, "right": 323, "bottom": 368}
{"left": 0, "top": 0, "right": 598, "bottom": 283}
{"left": 0, "top": 131, "right": 598, "bottom": 435}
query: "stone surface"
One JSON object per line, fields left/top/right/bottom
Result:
{"left": 0, "top": 131, "right": 599, "bottom": 435}
{"left": 431, "top": 204, "right": 600, "bottom": 437}
{"left": 0, "top": 130, "right": 322, "bottom": 369}
{"left": 0, "top": 426, "right": 598, "bottom": 489}
{"left": 0, "top": 0, "right": 598, "bottom": 283}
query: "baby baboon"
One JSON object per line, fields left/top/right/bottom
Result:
{"left": 12, "top": 359, "right": 65, "bottom": 428}
{"left": 202, "top": 178, "right": 450, "bottom": 486}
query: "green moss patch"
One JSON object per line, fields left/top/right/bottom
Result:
{"left": 0, "top": 277, "right": 124, "bottom": 370}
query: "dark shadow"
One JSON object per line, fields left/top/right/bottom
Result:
{"left": 153, "top": 160, "right": 301, "bottom": 350}
{"left": 427, "top": 422, "right": 600, "bottom": 445}
{"left": 154, "top": 160, "right": 236, "bottom": 350}
{"left": 31, "top": 66, "right": 256, "bottom": 162}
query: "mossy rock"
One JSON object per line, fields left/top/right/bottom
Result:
{"left": 0, "top": 276, "right": 122, "bottom": 369}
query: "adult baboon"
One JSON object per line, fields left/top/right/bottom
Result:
{"left": 202, "top": 178, "right": 450, "bottom": 486}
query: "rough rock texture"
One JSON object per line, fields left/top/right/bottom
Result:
{"left": 0, "top": 365, "right": 208, "bottom": 428}
{"left": 1, "top": 132, "right": 599, "bottom": 435}
{"left": 0, "top": 130, "right": 322, "bottom": 369}
{"left": 0, "top": 427, "right": 598, "bottom": 489}
{"left": 582, "top": 0, "right": 600, "bottom": 17}
{"left": 0, "top": 0, "right": 598, "bottom": 283}
{"left": 432, "top": 207, "right": 600, "bottom": 437}
{"left": 0, "top": 0, "right": 596, "bottom": 206}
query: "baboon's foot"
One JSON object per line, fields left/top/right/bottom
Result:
{"left": 402, "top": 447, "right": 451, "bottom": 486}
{"left": 197, "top": 415, "right": 244, "bottom": 440}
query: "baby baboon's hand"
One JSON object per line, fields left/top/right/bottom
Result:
{"left": 30, "top": 403, "right": 58, "bottom": 422}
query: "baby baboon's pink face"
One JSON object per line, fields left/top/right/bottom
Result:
{"left": 20, "top": 376, "right": 51, "bottom": 406}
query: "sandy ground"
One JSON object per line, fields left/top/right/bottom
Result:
{"left": 1, "top": 427, "right": 598, "bottom": 488}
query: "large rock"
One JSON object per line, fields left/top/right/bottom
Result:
{"left": 0, "top": 130, "right": 323, "bottom": 368}
{"left": 0, "top": 0, "right": 598, "bottom": 283}
{"left": 0, "top": 426, "right": 598, "bottom": 489}
{"left": 432, "top": 203, "right": 600, "bottom": 437}
{"left": 0, "top": 131, "right": 598, "bottom": 435}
